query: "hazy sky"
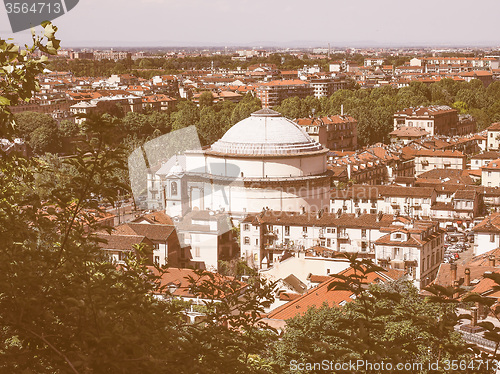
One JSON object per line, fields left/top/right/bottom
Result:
{"left": 1, "top": 0, "right": 499, "bottom": 47}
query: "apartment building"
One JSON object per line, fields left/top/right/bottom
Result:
{"left": 430, "top": 189, "right": 480, "bottom": 223}
{"left": 240, "top": 210, "right": 395, "bottom": 269}
{"left": 175, "top": 210, "right": 238, "bottom": 271}
{"left": 375, "top": 220, "right": 444, "bottom": 289}
{"left": 472, "top": 214, "right": 500, "bottom": 256}
{"left": 393, "top": 106, "right": 468, "bottom": 136}
{"left": 330, "top": 185, "right": 435, "bottom": 218}
{"left": 295, "top": 115, "right": 357, "bottom": 151}
{"left": 486, "top": 123, "right": 500, "bottom": 150}
{"left": 255, "top": 80, "right": 313, "bottom": 108}
{"left": 412, "top": 149, "right": 466, "bottom": 176}
{"left": 481, "top": 158, "right": 500, "bottom": 187}
{"left": 308, "top": 77, "right": 347, "bottom": 98}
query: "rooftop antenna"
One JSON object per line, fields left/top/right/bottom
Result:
{"left": 341, "top": 104, "right": 344, "bottom": 116}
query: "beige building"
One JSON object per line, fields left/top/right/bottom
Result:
{"left": 481, "top": 158, "right": 500, "bottom": 188}
{"left": 375, "top": 220, "right": 444, "bottom": 289}
{"left": 295, "top": 115, "right": 357, "bottom": 151}
{"left": 393, "top": 106, "right": 473, "bottom": 136}
{"left": 486, "top": 123, "right": 500, "bottom": 151}
{"left": 471, "top": 151, "right": 500, "bottom": 170}
{"left": 413, "top": 149, "right": 466, "bottom": 176}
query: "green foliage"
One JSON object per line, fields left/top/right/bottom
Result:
{"left": 274, "top": 77, "right": 500, "bottom": 146}
{"left": 268, "top": 254, "right": 485, "bottom": 374}
{"left": 58, "top": 119, "right": 80, "bottom": 137}
{"left": 199, "top": 91, "right": 214, "bottom": 107}
{"left": 13, "top": 111, "right": 61, "bottom": 154}
{"left": 1, "top": 26, "right": 279, "bottom": 374}
{"left": 0, "top": 22, "right": 60, "bottom": 137}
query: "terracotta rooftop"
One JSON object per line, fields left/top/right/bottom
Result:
{"left": 487, "top": 123, "right": 500, "bottom": 131}
{"left": 472, "top": 214, "right": 500, "bottom": 234}
{"left": 266, "top": 266, "right": 403, "bottom": 321}
{"left": 115, "top": 223, "right": 176, "bottom": 242}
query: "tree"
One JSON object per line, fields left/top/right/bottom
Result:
{"left": 199, "top": 91, "right": 214, "bottom": 107}
{"left": 14, "top": 111, "right": 61, "bottom": 154}
{"left": 58, "top": 119, "right": 80, "bottom": 138}
{"left": 95, "top": 100, "right": 125, "bottom": 118}
{"left": 230, "top": 94, "right": 262, "bottom": 125}
{"left": 0, "top": 22, "right": 60, "bottom": 137}
{"left": 198, "top": 106, "right": 220, "bottom": 145}
{"left": 269, "top": 255, "right": 485, "bottom": 374}
{"left": 171, "top": 100, "right": 200, "bottom": 130}
{"left": 1, "top": 26, "right": 279, "bottom": 374}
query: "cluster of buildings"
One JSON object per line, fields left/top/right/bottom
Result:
{"left": 83, "top": 101, "right": 500, "bottom": 337}
{"left": 23, "top": 49, "right": 500, "bottom": 332}
{"left": 9, "top": 72, "right": 180, "bottom": 127}
{"left": 333, "top": 56, "right": 499, "bottom": 89}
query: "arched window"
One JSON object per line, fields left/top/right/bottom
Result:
{"left": 171, "top": 181, "right": 178, "bottom": 196}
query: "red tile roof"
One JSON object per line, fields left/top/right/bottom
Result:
{"left": 267, "top": 267, "right": 403, "bottom": 320}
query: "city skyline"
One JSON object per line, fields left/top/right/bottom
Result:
{"left": 1, "top": 0, "right": 500, "bottom": 48}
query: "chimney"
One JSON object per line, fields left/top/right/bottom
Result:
{"left": 341, "top": 104, "right": 344, "bottom": 116}
{"left": 489, "top": 255, "right": 496, "bottom": 267}
{"left": 471, "top": 306, "right": 478, "bottom": 327}
{"left": 464, "top": 268, "right": 471, "bottom": 287}
{"left": 450, "top": 263, "right": 457, "bottom": 283}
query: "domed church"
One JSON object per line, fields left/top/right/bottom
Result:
{"left": 157, "top": 109, "right": 331, "bottom": 219}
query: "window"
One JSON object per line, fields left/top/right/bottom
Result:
{"left": 244, "top": 237, "right": 250, "bottom": 245}
{"left": 303, "top": 226, "right": 308, "bottom": 234}
{"left": 255, "top": 239, "right": 259, "bottom": 245}
{"left": 118, "top": 251, "right": 128, "bottom": 262}
{"left": 285, "top": 226, "right": 290, "bottom": 236}
{"left": 361, "top": 229, "right": 367, "bottom": 238}
{"left": 154, "top": 256, "right": 160, "bottom": 265}
{"left": 243, "top": 224, "right": 250, "bottom": 231}
{"left": 195, "top": 246, "right": 200, "bottom": 258}
{"left": 491, "top": 234, "right": 496, "bottom": 243}
{"left": 170, "top": 181, "right": 178, "bottom": 196}
{"left": 327, "top": 239, "right": 331, "bottom": 247}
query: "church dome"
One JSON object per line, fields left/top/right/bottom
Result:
{"left": 209, "top": 109, "right": 324, "bottom": 156}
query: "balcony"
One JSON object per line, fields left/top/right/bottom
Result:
{"left": 337, "top": 232, "right": 349, "bottom": 240}
{"left": 264, "top": 231, "right": 278, "bottom": 238}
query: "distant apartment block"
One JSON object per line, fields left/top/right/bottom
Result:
{"left": 93, "top": 50, "right": 132, "bottom": 61}
{"left": 393, "top": 106, "right": 475, "bottom": 136}
{"left": 295, "top": 115, "right": 357, "bottom": 151}
{"left": 308, "top": 77, "right": 347, "bottom": 99}
{"left": 255, "top": 80, "right": 313, "bottom": 108}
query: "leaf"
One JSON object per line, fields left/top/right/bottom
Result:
{"left": 0, "top": 96, "right": 11, "bottom": 106}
